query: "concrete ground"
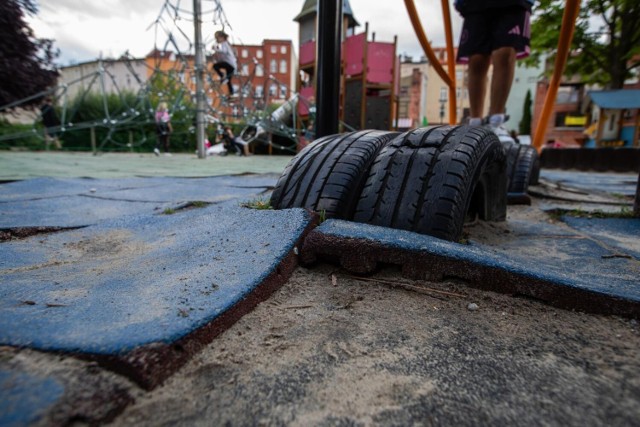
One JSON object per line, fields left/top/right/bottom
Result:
{"left": 0, "top": 151, "right": 639, "bottom": 426}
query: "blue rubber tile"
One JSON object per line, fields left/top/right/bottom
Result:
{"left": 0, "top": 176, "right": 276, "bottom": 228}
{"left": 0, "top": 205, "right": 310, "bottom": 354}
{"left": 0, "top": 177, "right": 161, "bottom": 202}
{"left": 94, "top": 180, "right": 270, "bottom": 203}
{"left": 0, "top": 369, "right": 64, "bottom": 427}
{"left": 562, "top": 217, "right": 640, "bottom": 259}
{"left": 311, "top": 219, "right": 640, "bottom": 307}
{"left": 0, "top": 175, "right": 277, "bottom": 203}
{"left": 0, "top": 195, "right": 180, "bottom": 228}
{"left": 541, "top": 170, "right": 638, "bottom": 196}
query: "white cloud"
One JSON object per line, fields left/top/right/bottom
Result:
{"left": 30, "top": 0, "right": 463, "bottom": 65}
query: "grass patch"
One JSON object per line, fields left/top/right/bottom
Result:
{"left": 162, "top": 208, "right": 176, "bottom": 215}
{"left": 547, "top": 207, "right": 636, "bottom": 220}
{"left": 318, "top": 209, "right": 327, "bottom": 224}
{"left": 188, "top": 201, "right": 209, "bottom": 208}
{"left": 240, "top": 197, "right": 272, "bottom": 210}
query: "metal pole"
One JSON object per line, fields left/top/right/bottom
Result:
{"left": 316, "top": 0, "right": 342, "bottom": 138}
{"left": 532, "top": 0, "right": 581, "bottom": 152}
{"left": 194, "top": 0, "right": 207, "bottom": 159}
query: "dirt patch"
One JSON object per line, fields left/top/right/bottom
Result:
{"left": 0, "top": 226, "right": 81, "bottom": 242}
{"left": 113, "top": 264, "right": 640, "bottom": 426}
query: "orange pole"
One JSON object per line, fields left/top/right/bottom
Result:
{"left": 532, "top": 0, "right": 582, "bottom": 152}
{"left": 441, "top": 0, "right": 457, "bottom": 124}
{"left": 403, "top": 0, "right": 453, "bottom": 88}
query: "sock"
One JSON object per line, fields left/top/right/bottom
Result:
{"left": 468, "top": 117, "right": 482, "bottom": 126}
{"left": 489, "top": 114, "right": 505, "bottom": 127}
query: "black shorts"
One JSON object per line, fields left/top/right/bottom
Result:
{"left": 457, "top": 6, "right": 531, "bottom": 63}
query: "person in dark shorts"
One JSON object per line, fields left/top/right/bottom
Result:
{"left": 455, "top": 0, "right": 533, "bottom": 131}
{"left": 40, "top": 97, "right": 62, "bottom": 150}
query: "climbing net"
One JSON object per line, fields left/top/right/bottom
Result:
{"left": 0, "top": 0, "right": 307, "bottom": 154}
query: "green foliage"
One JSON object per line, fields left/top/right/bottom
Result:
{"left": 0, "top": 118, "right": 42, "bottom": 150}
{"left": 58, "top": 91, "right": 153, "bottom": 152}
{"left": 240, "top": 197, "right": 273, "bottom": 210}
{"left": 527, "top": 0, "right": 640, "bottom": 89}
{"left": 519, "top": 89, "right": 532, "bottom": 135}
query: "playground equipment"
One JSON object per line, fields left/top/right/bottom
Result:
{"left": 271, "top": 0, "right": 583, "bottom": 241}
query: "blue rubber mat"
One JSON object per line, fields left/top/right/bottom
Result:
{"left": 0, "top": 205, "right": 310, "bottom": 354}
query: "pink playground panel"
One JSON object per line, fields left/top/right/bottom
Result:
{"left": 298, "top": 86, "right": 314, "bottom": 116}
{"left": 299, "top": 40, "right": 316, "bottom": 66}
{"left": 343, "top": 33, "right": 366, "bottom": 77}
{"left": 367, "top": 42, "right": 395, "bottom": 84}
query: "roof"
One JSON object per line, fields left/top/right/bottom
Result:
{"left": 585, "top": 89, "right": 640, "bottom": 110}
{"left": 293, "top": 0, "right": 359, "bottom": 27}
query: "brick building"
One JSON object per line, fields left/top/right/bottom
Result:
{"left": 145, "top": 39, "right": 296, "bottom": 122}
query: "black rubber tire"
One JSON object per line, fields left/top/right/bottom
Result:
{"left": 505, "top": 142, "right": 537, "bottom": 194}
{"left": 270, "top": 130, "right": 398, "bottom": 218}
{"left": 353, "top": 125, "right": 507, "bottom": 242}
{"left": 529, "top": 147, "right": 541, "bottom": 185}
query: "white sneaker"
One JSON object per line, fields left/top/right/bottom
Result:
{"left": 153, "top": 148, "right": 160, "bottom": 156}
{"left": 485, "top": 114, "right": 515, "bottom": 143}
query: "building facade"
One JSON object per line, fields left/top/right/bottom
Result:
{"left": 58, "top": 58, "right": 148, "bottom": 101}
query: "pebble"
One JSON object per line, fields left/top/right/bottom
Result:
{"left": 467, "top": 303, "right": 479, "bottom": 312}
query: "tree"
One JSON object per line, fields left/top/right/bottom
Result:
{"left": 528, "top": 0, "right": 640, "bottom": 89}
{"left": 519, "top": 89, "right": 532, "bottom": 135}
{"left": 0, "top": 0, "right": 59, "bottom": 109}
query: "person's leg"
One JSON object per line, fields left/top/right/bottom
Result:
{"left": 163, "top": 135, "right": 170, "bottom": 153}
{"left": 222, "top": 63, "right": 235, "bottom": 95}
{"left": 213, "top": 62, "right": 224, "bottom": 80}
{"left": 487, "top": 5, "right": 531, "bottom": 128}
{"left": 489, "top": 46, "right": 516, "bottom": 117}
{"left": 467, "top": 53, "right": 491, "bottom": 121}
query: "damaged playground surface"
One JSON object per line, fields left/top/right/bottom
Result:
{"left": 0, "top": 151, "right": 639, "bottom": 425}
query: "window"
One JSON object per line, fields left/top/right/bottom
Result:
{"left": 556, "top": 86, "right": 579, "bottom": 104}
{"left": 241, "top": 64, "right": 249, "bottom": 75}
{"left": 256, "top": 50, "right": 263, "bottom": 59}
{"left": 280, "top": 85, "right": 287, "bottom": 98}
{"left": 255, "top": 85, "right": 264, "bottom": 98}
{"left": 270, "top": 59, "right": 277, "bottom": 73}
{"left": 242, "top": 84, "right": 251, "bottom": 96}
{"left": 269, "top": 84, "right": 277, "bottom": 97}
{"left": 270, "top": 45, "right": 277, "bottom": 54}
{"left": 256, "top": 65, "right": 264, "bottom": 77}
{"left": 241, "top": 49, "right": 248, "bottom": 58}
{"left": 439, "top": 87, "right": 447, "bottom": 101}
{"left": 279, "top": 60, "right": 287, "bottom": 74}
{"left": 280, "top": 45, "right": 287, "bottom": 54}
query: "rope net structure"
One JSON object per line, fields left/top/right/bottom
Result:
{"left": 0, "top": 0, "right": 312, "bottom": 154}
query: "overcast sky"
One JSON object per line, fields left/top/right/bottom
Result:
{"left": 29, "top": 0, "right": 463, "bottom": 66}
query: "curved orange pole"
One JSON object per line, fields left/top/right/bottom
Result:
{"left": 441, "top": 0, "right": 457, "bottom": 124}
{"left": 403, "top": 0, "right": 453, "bottom": 88}
{"left": 532, "top": 0, "right": 582, "bottom": 152}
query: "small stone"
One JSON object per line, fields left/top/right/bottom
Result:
{"left": 467, "top": 303, "right": 479, "bottom": 312}
{"left": 89, "top": 188, "right": 97, "bottom": 193}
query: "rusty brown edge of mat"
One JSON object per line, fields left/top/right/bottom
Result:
{"left": 300, "top": 229, "right": 640, "bottom": 320}
{"left": 76, "top": 216, "right": 318, "bottom": 391}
